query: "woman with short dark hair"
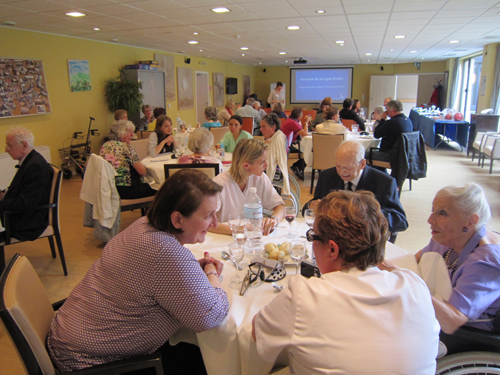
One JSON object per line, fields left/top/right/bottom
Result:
{"left": 220, "top": 114, "right": 253, "bottom": 153}
{"left": 201, "top": 106, "right": 222, "bottom": 129}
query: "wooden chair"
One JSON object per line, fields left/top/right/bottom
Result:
{"left": 210, "top": 126, "right": 230, "bottom": 145}
{"left": 164, "top": 163, "right": 220, "bottom": 180}
{"left": 241, "top": 117, "right": 254, "bottom": 134}
{"left": 284, "top": 110, "right": 292, "bottom": 117}
{"left": 130, "top": 138, "right": 150, "bottom": 160}
{"left": 280, "top": 118, "right": 286, "bottom": 124}
{"left": 138, "top": 131, "right": 153, "bottom": 139}
{"left": 0, "top": 164, "right": 67, "bottom": 276}
{"left": 0, "top": 253, "right": 164, "bottom": 375}
{"left": 341, "top": 119, "right": 357, "bottom": 131}
{"left": 253, "top": 135, "right": 264, "bottom": 142}
{"left": 310, "top": 134, "right": 345, "bottom": 193}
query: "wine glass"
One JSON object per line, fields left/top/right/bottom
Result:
{"left": 304, "top": 209, "right": 315, "bottom": 229}
{"left": 285, "top": 206, "right": 296, "bottom": 239}
{"left": 232, "top": 225, "right": 246, "bottom": 247}
{"left": 229, "top": 242, "right": 244, "bottom": 283}
{"left": 228, "top": 214, "right": 240, "bottom": 233}
{"left": 289, "top": 240, "right": 306, "bottom": 274}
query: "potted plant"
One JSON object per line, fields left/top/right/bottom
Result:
{"left": 105, "top": 69, "right": 144, "bottom": 114}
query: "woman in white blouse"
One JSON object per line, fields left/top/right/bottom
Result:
{"left": 316, "top": 106, "right": 347, "bottom": 135}
{"left": 212, "top": 139, "right": 285, "bottom": 236}
{"left": 148, "top": 115, "right": 178, "bottom": 157}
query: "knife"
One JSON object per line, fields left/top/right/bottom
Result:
{"left": 239, "top": 271, "right": 250, "bottom": 296}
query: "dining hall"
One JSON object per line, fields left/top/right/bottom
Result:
{"left": 1, "top": 0, "right": 500, "bottom": 374}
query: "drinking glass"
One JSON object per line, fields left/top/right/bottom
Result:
{"left": 285, "top": 206, "right": 296, "bottom": 239}
{"left": 304, "top": 209, "right": 315, "bottom": 229}
{"left": 229, "top": 242, "right": 244, "bottom": 283}
{"left": 228, "top": 214, "right": 240, "bottom": 233}
{"left": 289, "top": 240, "right": 306, "bottom": 274}
{"left": 351, "top": 124, "right": 359, "bottom": 134}
{"left": 232, "top": 225, "right": 246, "bottom": 247}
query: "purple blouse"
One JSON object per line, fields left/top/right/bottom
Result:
{"left": 47, "top": 216, "right": 229, "bottom": 371}
{"left": 420, "top": 226, "right": 500, "bottom": 331}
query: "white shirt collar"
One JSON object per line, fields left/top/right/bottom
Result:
{"left": 345, "top": 168, "right": 364, "bottom": 190}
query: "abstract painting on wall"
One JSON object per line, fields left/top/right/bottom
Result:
{"left": 213, "top": 73, "right": 224, "bottom": 107}
{"left": 155, "top": 53, "right": 175, "bottom": 102}
{"left": 68, "top": 60, "right": 91, "bottom": 92}
{"left": 177, "top": 67, "right": 193, "bottom": 110}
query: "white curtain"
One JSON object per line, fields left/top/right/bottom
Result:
{"left": 448, "top": 58, "right": 461, "bottom": 110}
{"left": 491, "top": 44, "right": 500, "bottom": 115}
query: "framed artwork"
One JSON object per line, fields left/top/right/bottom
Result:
{"left": 0, "top": 58, "right": 51, "bottom": 118}
{"left": 68, "top": 60, "right": 91, "bottom": 92}
{"left": 177, "top": 67, "right": 193, "bottom": 110}
{"left": 213, "top": 73, "right": 224, "bottom": 107}
{"left": 155, "top": 53, "right": 175, "bottom": 101}
{"left": 243, "top": 75, "right": 250, "bottom": 103}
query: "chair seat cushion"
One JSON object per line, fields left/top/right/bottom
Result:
{"left": 0, "top": 226, "right": 54, "bottom": 246}
{"left": 121, "top": 196, "right": 154, "bottom": 205}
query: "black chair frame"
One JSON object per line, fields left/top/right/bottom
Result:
{"left": 163, "top": 163, "right": 220, "bottom": 180}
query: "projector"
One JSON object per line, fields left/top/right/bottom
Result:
{"left": 294, "top": 58, "right": 307, "bottom": 64}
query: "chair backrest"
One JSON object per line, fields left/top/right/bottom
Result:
{"left": 302, "top": 110, "right": 316, "bottom": 119}
{"left": 253, "top": 135, "right": 264, "bottom": 142}
{"left": 210, "top": 126, "right": 230, "bottom": 144}
{"left": 0, "top": 254, "right": 56, "bottom": 375}
{"left": 164, "top": 163, "right": 220, "bottom": 180}
{"left": 130, "top": 138, "right": 150, "bottom": 160}
{"left": 139, "top": 131, "right": 153, "bottom": 139}
{"left": 241, "top": 117, "right": 253, "bottom": 134}
{"left": 48, "top": 165, "right": 62, "bottom": 232}
{"left": 284, "top": 110, "right": 292, "bottom": 117}
{"left": 312, "top": 133, "right": 345, "bottom": 170}
{"left": 341, "top": 119, "right": 357, "bottom": 131}
{"left": 280, "top": 118, "right": 286, "bottom": 124}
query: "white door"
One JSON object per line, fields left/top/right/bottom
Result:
{"left": 396, "top": 75, "right": 418, "bottom": 116}
{"left": 196, "top": 71, "right": 209, "bottom": 124}
{"left": 369, "top": 75, "right": 396, "bottom": 116}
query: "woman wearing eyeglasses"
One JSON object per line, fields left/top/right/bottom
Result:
{"left": 252, "top": 190, "right": 439, "bottom": 374}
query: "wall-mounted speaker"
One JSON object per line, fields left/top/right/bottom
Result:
{"left": 185, "top": 58, "right": 191, "bottom": 64}
{"left": 263, "top": 69, "right": 267, "bottom": 73}
{"left": 226, "top": 77, "right": 237, "bottom": 95}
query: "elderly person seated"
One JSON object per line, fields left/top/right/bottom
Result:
{"left": 148, "top": 115, "right": 178, "bottom": 157}
{"left": 140, "top": 104, "right": 154, "bottom": 131}
{"left": 212, "top": 139, "right": 284, "bottom": 236}
{"left": 372, "top": 105, "right": 385, "bottom": 127}
{"left": 270, "top": 101, "right": 287, "bottom": 119}
{"left": 260, "top": 113, "right": 290, "bottom": 195}
{"left": 101, "top": 120, "right": 156, "bottom": 199}
{"left": 310, "top": 97, "right": 332, "bottom": 130}
{"left": 221, "top": 114, "right": 253, "bottom": 153}
{"left": 179, "top": 127, "right": 223, "bottom": 171}
{"left": 414, "top": 183, "right": 500, "bottom": 338}
{"left": 252, "top": 190, "right": 440, "bottom": 374}
{"left": 114, "top": 109, "right": 128, "bottom": 121}
{"left": 316, "top": 106, "right": 347, "bottom": 135}
{"left": 218, "top": 100, "right": 234, "bottom": 126}
{"left": 201, "top": 106, "right": 222, "bottom": 129}
{"left": 47, "top": 169, "right": 229, "bottom": 373}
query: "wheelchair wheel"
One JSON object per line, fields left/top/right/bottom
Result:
{"left": 436, "top": 351, "right": 500, "bottom": 374}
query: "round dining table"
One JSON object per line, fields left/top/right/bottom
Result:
{"left": 169, "top": 218, "right": 421, "bottom": 375}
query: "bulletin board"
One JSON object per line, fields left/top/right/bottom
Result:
{"left": 0, "top": 57, "right": 51, "bottom": 118}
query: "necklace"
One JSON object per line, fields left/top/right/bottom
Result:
{"left": 443, "top": 248, "right": 458, "bottom": 270}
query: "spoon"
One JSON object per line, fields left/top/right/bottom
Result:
{"left": 221, "top": 251, "right": 243, "bottom": 271}
{"left": 272, "top": 283, "right": 284, "bottom": 292}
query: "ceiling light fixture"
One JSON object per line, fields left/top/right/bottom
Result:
{"left": 188, "top": 40, "right": 198, "bottom": 44}
{"left": 287, "top": 25, "right": 300, "bottom": 30}
{"left": 394, "top": 35, "right": 405, "bottom": 39}
{"left": 93, "top": 27, "right": 100, "bottom": 31}
{"left": 193, "top": 32, "right": 199, "bottom": 35}
{"left": 316, "top": 10, "right": 325, "bottom": 14}
{"left": 240, "top": 47, "right": 249, "bottom": 50}
{"left": 199, "top": 49, "right": 203, "bottom": 52}
{"left": 390, "top": 49, "right": 394, "bottom": 51}
{"left": 449, "top": 40, "right": 460, "bottom": 43}
{"left": 410, "top": 50, "right": 417, "bottom": 53}
{"left": 3, "top": 21, "right": 16, "bottom": 26}
{"left": 111, "top": 38, "right": 119, "bottom": 42}
{"left": 65, "top": 12, "right": 86, "bottom": 17}
{"left": 285, "top": 60, "right": 288, "bottom": 63}
{"left": 340, "top": 43, "right": 344, "bottom": 46}
{"left": 335, "top": 40, "right": 345, "bottom": 44}
{"left": 279, "top": 52, "right": 286, "bottom": 55}
{"left": 365, "top": 53, "right": 372, "bottom": 56}
{"left": 211, "top": 7, "right": 230, "bottom": 13}
{"left": 241, "top": 53, "right": 245, "bottom": 56}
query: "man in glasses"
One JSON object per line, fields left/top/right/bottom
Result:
{"left": 0, "top": 127, "right": 53, "bottom": 243}
{"left": 303, "top": 140, "right": 408, "bottom": 238}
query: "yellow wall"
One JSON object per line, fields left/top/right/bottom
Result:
{"left": 255, "top": 61, "right": 447, "bottom": 110}
{"left": 477, "top": 43, "right": 499, "bottom": 112}
{"left": 0, "top": 27, "right": 257, "bottom": 161}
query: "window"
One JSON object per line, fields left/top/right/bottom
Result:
{"left": 459, "top": 54, "right": 483, "bottom": 121}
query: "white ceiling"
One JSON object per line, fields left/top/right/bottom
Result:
{"left": 1, "top": 0, "right": 500, "bottom": 66}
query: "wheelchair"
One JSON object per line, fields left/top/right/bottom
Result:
{"left": 436, "top": 323, "right": 500, "bottom": 374}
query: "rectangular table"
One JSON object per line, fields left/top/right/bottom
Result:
{"left": 171, "top": 218, "right": 421, "bottom": 375}
{"left": 411, "top": 111, "right": 470, "bottom": 150}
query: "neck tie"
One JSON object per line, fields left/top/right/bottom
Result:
{"left": 347, "top": 181, "right": 353, "bottom": 191}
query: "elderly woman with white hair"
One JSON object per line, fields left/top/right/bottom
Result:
{"left": 372, "top": 105, "right": 385, "bottom": 127}
{"left": 414, "top": 183, "right": 500, "bottom": 336}
{"left": 179, "top": 127, "right": 223, "bottom": 171}
{"left": 101, "top": 120, "right": 156, "bottom": 199}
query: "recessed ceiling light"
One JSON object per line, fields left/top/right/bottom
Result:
{"left": 340, "top": 43, "right": 344, "bottom": 46}
{"left": 240, "top": 47, "right": 249, "bottom": 50}
{"left": 65, "top": 12, "right": 86, "bottom": 17}
{"left": 287, "top": 25, "right": 300, "bottom": 30}
{"left": 211, "top": 7, "right": 230, "bottom": 13}
{"left": 3, "top": 21, "right": 16, "bottom": 26}
{"left": 285, "top": 60, "right": 288, "bottom": 63}
{"left": 279, "top": 52, "right": 286, "bottom": 55}
{"left": 111, "top": 38, "right": 119, "bottom": 42}
{"left": 188, "top": 40, "right": 198, "bottom": 44}
{"left": 316, "top": 10, "right": 325, "bottom": 14}
{"left": 421, "top": 57, "right": 425, "bottom": 60}
{"left": 365, "top": 53, "right": 372, "bottom": 56}
{"left": 335, "top": 40, "right": 345, "bottom": 44}
{"left": 259, "top": 62, "right": 262, "bottom": 64}
{"left": 199, "top": 49, "right": 203, "bottom": 52}
{"left": 449, "top": 40, "right": 460, "bottom": 43}
{"left": 93, "top": 27, "right": 100, "bottom": 31}
{"left": 410, "top": 50, "right": 417, "bottom": 53}
{"left": 193, "top": 32, "right": 199, "bottom": 35}
{"left": 367, "top": 60, "right": 371, "bottom": 62}
{"left": 241, "top": 53, "right": 245, "bottom": 56}
{"left": 394, "top": 35, "right": 405, "bottom": 39}
{"left": 390, "top": 49, "right": 394, "bottom": 51}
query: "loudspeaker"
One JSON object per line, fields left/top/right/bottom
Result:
{"left": 263, "top": 69, "right": 266, "bottom": 73}
{"left": 380, "top": 66, "right": 384, "bottom": 71}
{"left": 185, "top": 58, "right": 191, "bottom": 64}
{"left": 226, "top": 77, "right": 237, "bottom": 95}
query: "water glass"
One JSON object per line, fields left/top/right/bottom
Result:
{"left": 229, "top": 242, "right": 244, "bottom": 283}
{"left": 289, "top": 240, "right": 306, "bottom": 274}
{"left": 232, "top": 225, "right": 246, "bottom": 247}
{"left": 228, "top": 214, "right": 241, "bottom": 233}
{"left": 351, "top": 124, "right": 359, "bottom": 134}
{"left": 304, "top": 209, "right": 315, "bottom": 229}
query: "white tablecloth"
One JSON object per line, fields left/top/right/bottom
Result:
{"left": 171, "top": 218, "right": 420, "bottom": 375}
{"left": 302, "top": 133, "right": 381, "bottom": 171}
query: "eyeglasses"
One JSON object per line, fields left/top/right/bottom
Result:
{"left": 240, "top": 261, "right": 286, "bottom": 296}
{"left": 306, "top": 229, "right": 324, "bottom": 242}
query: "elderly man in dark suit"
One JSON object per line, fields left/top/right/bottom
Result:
{"left": 303, "top": 140, "right": 408, "bottom": 234}
{"left": 0, "top": 127, "right": 53, "bottom": 242}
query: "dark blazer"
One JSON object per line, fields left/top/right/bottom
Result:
{"left": 304, "top": 165, "right": 408, "bottom": 233}
{"left": 339, "top": 108, "right": 365, "bottom": 131}
{"left": 374, "top": 113, "right": 413, "bottom": 151}
{"left": 0, "top": 149, "right": 53, "bottom": 241}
